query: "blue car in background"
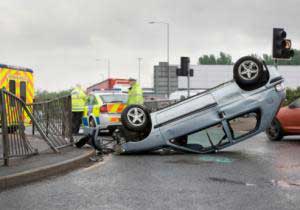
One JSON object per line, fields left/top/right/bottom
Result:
{"left": 115, "top": 56, "right": 285, "bottom": 154}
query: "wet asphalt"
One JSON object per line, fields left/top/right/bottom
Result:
{"left": 1, "top": 133, "right": 300, "bottom": 210}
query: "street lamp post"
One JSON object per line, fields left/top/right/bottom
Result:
{"left": 138, "top": 58, "right": 142, "bottom": 83}
{"left": 149, "top": 21, "right": 170, "bottom": 98}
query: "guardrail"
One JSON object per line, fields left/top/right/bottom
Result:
{"left": 28, "top": 95, "right": 73, "bottom": 149}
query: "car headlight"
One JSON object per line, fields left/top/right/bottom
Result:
{"left": 275, "top": 82, "right": 285, "bottom": 92}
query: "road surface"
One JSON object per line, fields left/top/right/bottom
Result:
{"left": 1, "top": 134, "right": 300, "bottom": 210}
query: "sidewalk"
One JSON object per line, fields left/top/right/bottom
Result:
{"left": 0, "top": 135, "right": 95, "bottom": 190}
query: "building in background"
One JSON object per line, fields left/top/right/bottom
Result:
{"left": 153, "top": 62, "right": 178, "bottom": 96}
{"left": 87, "top": 78, "right": 131, "bottom": 93}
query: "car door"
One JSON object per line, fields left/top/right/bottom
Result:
{"left": 87, "top": 95, "right": 97, "bottom": 116}
{"left": 91, "top": 95, "right": 100, "bottom": 124}
{"left": 82, "top": 95, "right": 95, "bottom": 126}
{"left": 280, "top": 98, "right": 300, "bottom": 133}
{"left": 155, "top": 92, "right": 220, "bottom": 142}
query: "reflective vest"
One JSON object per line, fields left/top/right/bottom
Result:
{"left": 71, "top": 87, "right": 87, "bottom": 112}
{"left": 127, "top": 82, "right": 144, "bottom": 105}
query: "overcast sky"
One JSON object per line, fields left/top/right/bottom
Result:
{"left": 0, "top": 0, "right": 299, "bottom": 91}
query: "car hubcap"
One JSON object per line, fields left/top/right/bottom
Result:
{"left": 238, "top": 60, "right": 259, "bottom": 80}
{"left": 127, "top": 107, "right": 146, "bottom": 126}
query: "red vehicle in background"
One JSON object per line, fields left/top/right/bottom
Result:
{"left": 266, "top": 98, "right": 300, "bottom": 141}
{"left": 87, "top": 78, "right": 131, "bottom": 93}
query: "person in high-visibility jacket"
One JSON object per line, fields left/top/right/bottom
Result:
{"left": 71, "top": 84, "right": 87, "bottom": 134}
{"left": 127, "top": 78, "right": 144, "bottom": 105}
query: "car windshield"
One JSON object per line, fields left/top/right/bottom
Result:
{"left": 100, "top": 94, "right": 128, "bottom": 103}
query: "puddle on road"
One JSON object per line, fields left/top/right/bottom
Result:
{"left": 199, "top": 155, "right": 234, "bottom": 164}
{"left": 165, "top": 155, "right": 235, "bottom": 165}
{"left": 165, "top": 159, "right": 205, "bottom": 165}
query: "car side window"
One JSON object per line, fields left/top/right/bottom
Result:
{"left": 170, "top": 123, "right": 229, "bottom": 152}
{"left": 92, "top": 96, "right": 98, "bottom": 105}
{"left": 290, "top": 98, "right": 300, "bottom": 108}
{"left": 86, "top": 96, "right": 93, "bottom": 105}
{"left": 86, "top": 95, "right": 98, "bottom": 106}
{"left": 228, "top": 111, "right": 260, "bottom": 139}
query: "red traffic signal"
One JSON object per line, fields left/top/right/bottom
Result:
{"left": 273, "top": 28, "right": 294, "bottom": 59}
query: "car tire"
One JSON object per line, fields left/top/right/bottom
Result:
{"left": 266, "top": 119, "right": 284, "bottom": 141}
{"left": 121, "top": 105, "right": 150, "bottom": 132}
{"left": 233, "top": 56, "right": 267, "bottom": 90}
{"left": 89, "top": 117, "right": 96, "bottom": 128}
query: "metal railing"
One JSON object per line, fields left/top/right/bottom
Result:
{"left": 0, "top": 89, "right": 74, "bottom": 166}
{"left": 28, "top": 95, "right": 73, "bottom": 149}
{"left": 0, "top": 89, "right": 38, "bottom": 165}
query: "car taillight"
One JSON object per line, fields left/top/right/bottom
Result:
{"left": 100, "top": 105, "right": 108, "bottom": 113}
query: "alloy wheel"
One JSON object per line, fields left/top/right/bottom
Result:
{"left": 127, "top": 107, "right": 146, "bottom": 126}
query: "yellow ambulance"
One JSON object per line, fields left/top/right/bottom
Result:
{"left": 0, "top": 64, "right": 34, "bottom": 124}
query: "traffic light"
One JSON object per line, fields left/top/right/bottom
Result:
{"left": 180, "top": 57, "right": 190, "bottom": 71}
{"left": 176, "top": 57, "right": 194, "bottom": 77}
{"left": 273, "top": 28, "right": 294, "bottom": 59}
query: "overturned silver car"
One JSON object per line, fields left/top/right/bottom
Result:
{"left": 114, "top": 56, "right": 285, "bottom": 154}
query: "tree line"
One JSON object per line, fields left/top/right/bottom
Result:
{"left": 199, "top": 49, "right": 300, "bottom": 65}
{"left": 198, "top": 52, "right": 233, "bottom": 65}
{"left": 35, "top": 89, "right": 72, "bottom": 102}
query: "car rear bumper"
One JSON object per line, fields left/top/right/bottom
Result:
{"left": 99, "top": 114, "right": 122, "bottom": 130}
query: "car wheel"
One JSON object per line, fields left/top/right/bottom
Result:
{"left": 266, "top": 119, "right": 284, "bottom": 141}
{"left": 121, "top": 105, "right": 150, "bottom": 132}
{"left": 89, "top": 117, "right": 96, "bottom": 128}
{"left": 233, "top": 56, "right": 267, "bottom": 90}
